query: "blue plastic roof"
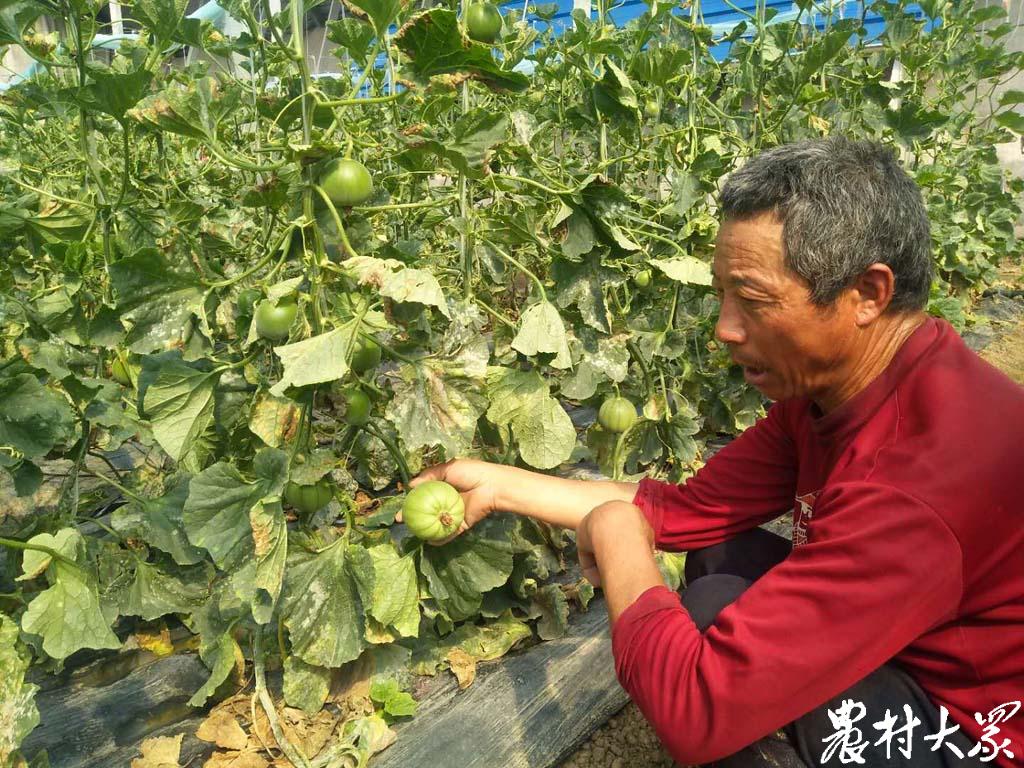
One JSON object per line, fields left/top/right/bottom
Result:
{"left": 498, "top": 0, "right": 928, "bottom": 57}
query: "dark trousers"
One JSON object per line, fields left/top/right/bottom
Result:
{"left": 679, "top": 527, "right": 986, "bottom": 768}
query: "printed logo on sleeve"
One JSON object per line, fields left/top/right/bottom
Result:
{"left": 792, "top": 490, "right": 820, "bottom": 548}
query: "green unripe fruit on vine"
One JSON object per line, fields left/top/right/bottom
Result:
{"left": 342, "top": 387, "right": 371, "bottom": 427}
{"left": 284, "top": 480, "right": 334, "bottom": 516}
{"left": 350, "top": 337, "right": 382, "bottom": 373}
{"left": 111, "top": 356, "right": 132, "bottom": 387}
{"left": 465, "top": 3, "right": 502, "bottom": 43}
{"left": 644, "top": 99, "right": 660, "bottom": 119}
{"left": 598, "top": 397, "right": 638, "bottom": 434}
{"left": 633, "top": 269, "right": 652, "bottom": 289}
{"left": 402, "top": 480, "right": 465, "bottom": 542}
{"left": 254, "top": 298, "right": 298, "bottom": 341}
{"left": 320, "top": 158, "right": 374, "bottom": 207}
{"left": 237, "top": 288, "right": 261, "bottom": 319}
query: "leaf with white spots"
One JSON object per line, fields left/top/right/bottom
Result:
{"left": 511, "top": 301, "right": 572, "bottom": 369}
{"left": 281, "top": 538, "right": 367, "bottom": 668}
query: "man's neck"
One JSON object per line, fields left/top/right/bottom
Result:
{"left": 815, "top": 312, "right": 928, "bottom": 415}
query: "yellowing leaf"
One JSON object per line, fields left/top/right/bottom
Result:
{"left": 131, "top": 734, "right": 184, "bottom": 768}
{"left": 446, "top": 647, "right": 476, "bottom": 689}
{"left": 197, "top": 710, "right": 248, "bottom": 751}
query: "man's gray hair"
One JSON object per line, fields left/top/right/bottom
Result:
{"left": 719, "top": 137, "right": 933, "bottom": 312}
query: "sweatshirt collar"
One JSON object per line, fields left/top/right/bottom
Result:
{"left": 809, "top": 316, "right": 943, "bottom": 441}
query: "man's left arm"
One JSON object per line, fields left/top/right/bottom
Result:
{"left": 579, "top": 484, "right": 964, "bottom": 766}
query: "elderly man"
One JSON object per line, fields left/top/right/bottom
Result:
{"left": 411, "top": 138, "right": 1023, "bottom": 767}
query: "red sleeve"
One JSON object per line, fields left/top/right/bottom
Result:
{"left": 612, "top": 483, "right": 963, "bottom": 765}
{"left": 633, "top": 401, "right": 799, "bottom": 551}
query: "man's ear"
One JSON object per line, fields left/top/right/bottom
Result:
{"left": 852, "top": 263, "right": 896, "bottom": 326}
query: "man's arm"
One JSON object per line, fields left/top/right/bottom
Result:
{"left": 494, "top": 468, "right": 639, "bottom": 530}
{"left": 604, "top": 483, "right": 963, "bottom": 765}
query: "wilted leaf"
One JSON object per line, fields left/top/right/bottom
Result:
{"left": 131, "top": 734, "right": 184, "bottom": 768}
{"left": 511, "top": 301, "right": 572, "bottom": 369}
{"left": 197, "top": 709, "right": 248, "bottom": 751}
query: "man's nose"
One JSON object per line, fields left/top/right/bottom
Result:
{"left": 714, "top": 298, "right": 746, "bottom": 346}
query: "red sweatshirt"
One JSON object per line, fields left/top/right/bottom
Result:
{"left": 613, "top": 317, "right": 1024, "bottom": 767}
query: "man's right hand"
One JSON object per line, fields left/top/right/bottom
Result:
{"left": 398, "top": 458, "right": 504, "bottom": 543}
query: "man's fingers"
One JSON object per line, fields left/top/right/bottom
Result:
{"left": 409, "top": 460, "right": 453, "bottom": 488}
{"left": 427, "top": 520, "right": 469, "bottom": 547}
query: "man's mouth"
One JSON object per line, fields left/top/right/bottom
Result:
{"left": 734, "top": 361, "right": 768, "bottom": 382}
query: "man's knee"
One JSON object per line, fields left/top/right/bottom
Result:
{"left": 788, "top": 664, "right": 980, "bottom": 767}
{"left": 683, "top": 528, "right": 793, "bottom": 586}
{"left": 681, "top": 574, "right": 752, "bottom": 632}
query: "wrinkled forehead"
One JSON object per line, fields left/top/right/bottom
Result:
{"left": 712, "top": 214, "right": 787, "bottom": 282}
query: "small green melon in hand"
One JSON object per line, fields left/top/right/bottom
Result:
{"left": 403, "top": 481, "right": 465, "bottom": 542}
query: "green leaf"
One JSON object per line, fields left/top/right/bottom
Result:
{"left": 511, "top": 301, "right": 572, "bottom": 369}
{"left": 20, "top": 530, "right": 120, "bottom": 661}
{"left": 327, "top": 17, "right": 376, "bottom": 67}
{"left": 356, "top": 544, "right": 420, "bottom": 638}
{"left": 142, "top": 357, "right": 219, "bottom": 463}
{"left": 128, "top": 77, "right": 239, "bottom": 140}
{"left": 385, "top": 309, "right": 489, "bottom": 458}
{"left": 593, "top": 59, "right": 638, "bottom": 119}
{"left": 281, "top": 538, "right": 367, "bottom": 668}
{"left": 995, "top": 111, "right": 1024, "bottom": 135}
{"left": 120, "top": 559, "right": 211, "bottom": 621}
{"left": 560, "top": 331, "right": 629, "bottom": 401}
{"left": 182, "top": 449, "right": 288, "bottom": 571}
{"left": 400, "top": 109, "right": 507, "bottom": 179}
{"left": 552, "top": 254, "right": 618, "bottom": 333}
{"left": 9, "top": 460, "right": 43, "bottom": 498}
{"left": 485, "top": 367, "right": 575, "bottom": 470}
{"left": 111, "top": 477, "right": 206, "bottom": 566}
{"left": 799, "top": 19, "right": 860, "bottom": 83}
{"left": 369, "top": 678, "right": 417, "bottom": 718}
{"left": 77, "top": 69, "right": 154, "bottom": 122}
{"left": 250, "top": 499, "right": 287, "bottom": 625}
{"left": 650, "top": 255, "right": 712, "bottom": 285}
{"left": 394, "top": 9, "right": 530, "bottom": 93}
{"left": 189, "top": 631, "right": 240, "bottom": 707}
{"left": 0, "top": 374, "right": 76, "bottom": 461}
{"left": 270, "top": 325, "right": 359, "bottom": 396}
{"left": 283, "top": 656, "right": 332, "bottom": 715}
{"left": 108, "top": 249, "right": 206, "bottom": 354}
{"left": 419, "top": 516, "right": 517, "bottom": 621}
{"left": 0, "top": 612, "right": 39, "bottom": 764}
{"left": 531, "top": 583, "right": 570, "bottom": 640}
{"left": 663, "top": 411, "right": 700, "bottom": 465}
{"left": 343, "top": 0, "right": 403, "bottom": 38}
{"left": 134, "top": 0, "right": 189, "bottom": 42}
{"left": 16, "top": 529, "right": 79, "bottom": 582}
{"left": 0, "top": 1, "right": 42, "bottom": 46}
{"left": 656, "top": 551, "right": 687, "bottom": 591}
{"left": 998, "top": 90, "right": 1024, "bottom": 108}
{"left": 572, "top": 176, "right": 641, "bottom": 253}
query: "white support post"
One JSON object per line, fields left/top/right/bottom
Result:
{"left": 109, "top": 1, "right": 123, "bottom": 37}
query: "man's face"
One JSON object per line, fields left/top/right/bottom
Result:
{"left": 711, "top": 213, "right": 857, "bottom": 403}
